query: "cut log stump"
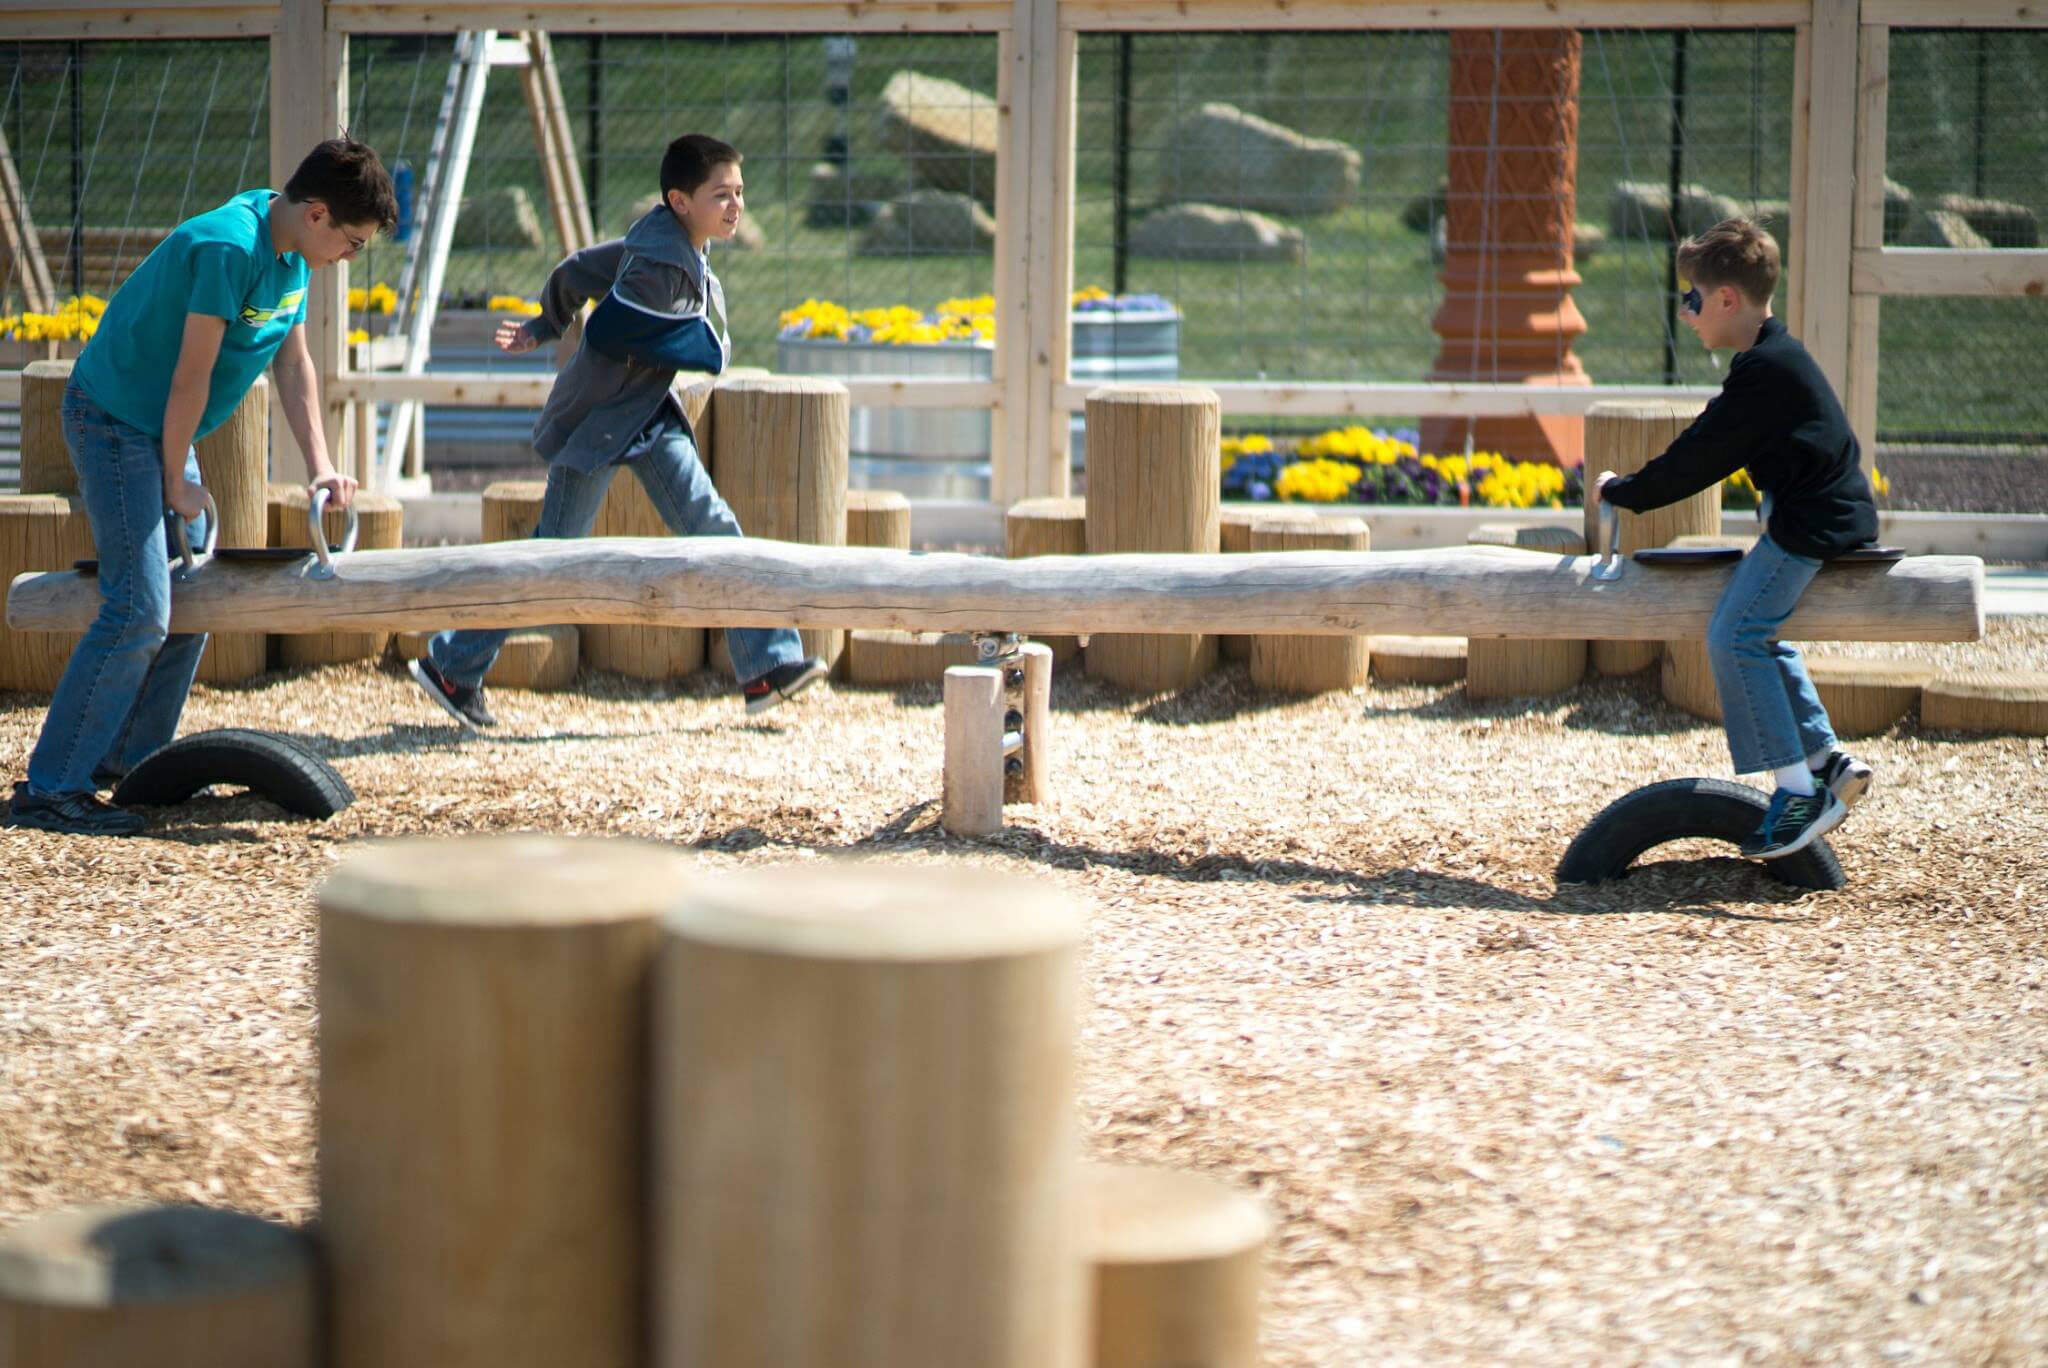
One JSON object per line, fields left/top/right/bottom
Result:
{"left": 1921, "top": 670, "right": 2048, "bottom": 736}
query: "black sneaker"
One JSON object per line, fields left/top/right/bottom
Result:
{"left": 1811, "top": 751, "right": 1874, "bottom": 808}
{"left": 408, "top": 655, "right": 497, "bottom": 729}
{"left": 5, "top": 781, "right": 145, "bottom": 836}
{"left": 741, "top": 656, "right": 829, "bottom": 716}
{"left": 1740, "top": 787, "right": 1848, "bottom": 860}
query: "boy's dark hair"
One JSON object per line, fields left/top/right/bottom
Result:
{"left": 660, "top": 134, "right": 742, "bottom": 200}
{"left": 1678, "top": 217, "right": 1781, "bottom": 306}
{"left": 284, "top": 136, "right": 399, "bottom": 232}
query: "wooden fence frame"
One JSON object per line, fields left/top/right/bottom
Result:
{"left": 2, "top": 0, "right": 2043, "bottom": 498}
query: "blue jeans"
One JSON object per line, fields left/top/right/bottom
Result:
{"left": 430, "top": 422, "right": 804, "bottom": 688}
{"left": 1707, "top": 533, "right": 1838, "bottom": 775}
{"left": 25, "top": 385, "right": 210, "bottom": 798}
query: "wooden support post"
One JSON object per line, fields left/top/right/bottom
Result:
{"left": 1658, "top": 533, "right": 1758, "bottom": 722}
{"left": 192, "top": 378, "right": 271, "bottom": 684}
{"left": 0, "top": 494, "right": 92, "bottom": 690}
{"left": 1584, "top": 398, "right": 1717, "bottom": 676}
{"left": 843, "top": 629, "right": 983, "bottom": 685}
{"left": 0, "top": 1202, "right": 316, "bottom": 1368}
{"left": 1004, "top": 495, "right": 1086, "bottom": 664}
{"left": 0, "top": 122, "right": 57, "bottom": 314}
{"left": 1082, "top": 1164, "right": 1269, "bottom": 1368}
{"left": 1004, "top": 640, "right": 1054, "bottom": 807}
{"left": 481, "top": 479, "right": 549, "bottom": 544}
{"left": 1218, "top": 506, "right": 1293, "bottom": 662}
{"left": 1846, "top": 21, "right": 1888, "bottom": 471}
{"left": 846, "top": 487, "right": 912, "bottom": 550}
{"left": 394, "top": 623, "right": 580, "bottom": 691}
{"left": 270, "top": 485, "right": 404, "bottom": 667}
{"left": 710, "top": 375, "right": 849, "bottom": 673}
{"left": 318, "top": 835, "right": 684, "bottom": 1368}
{"left": 1249, "top": 514, "right": 1371, "bottom": 695}
{"left": 1794, "top": 0, "right": 1862, "bottom": 399}
{"left": 1465, "top": 524, "right": 1587, "bottom": 701}
{"left": 653, "top": 860, "right": 1086, "bottom": 1368}
{"left": 943, "top": 663, "right": 1006, "bottom": 837}
{"left": 517, "top": 32, "right": 595, "bottom": 255}
{"left": 1084, "top": 384, "right": 1220, "bottom": 692}
{"left": 19, "top": 359, "right": 75, "bottom": 496}
{"left": 270, "top": 0, "right": 347, "bottom": 487}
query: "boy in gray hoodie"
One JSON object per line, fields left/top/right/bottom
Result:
{"left": 409, "top": 134, "right": 825, "bottom": 727}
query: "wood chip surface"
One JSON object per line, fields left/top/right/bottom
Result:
{"left": 4, "top": 621, "right": 2045, "bottom": 1364}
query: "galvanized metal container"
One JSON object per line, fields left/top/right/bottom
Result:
{"left": 1067, "top": 307, "right": 1181, "bottom": 482}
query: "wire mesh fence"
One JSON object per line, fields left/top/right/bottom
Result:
{"left": 0, "top": 27, "right": 2043, "bottom": 489}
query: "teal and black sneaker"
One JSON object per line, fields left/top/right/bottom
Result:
{"left": 1740, "top": 786, "right": 1848, "bottom": 860}
{"left": 1811, "top": 750, "right": 1874, "bottom": 808}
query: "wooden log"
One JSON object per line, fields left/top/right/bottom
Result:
{"left": 481, "top": 480, "right": 549, "bottom": 544}
{"left": 943, "top": 664, "right": 1005, "bottom": 836}
{"left": 846, "top": 487, "right": 913, "bottom": 550}
{"left": 1082, "top": 1165, "right": 1268, "bottom": 1368}
{"left": 1369, "top": 634, "right": 1467, "bottom": 685}
{"left": 191, "top": 378, "right": 271, "bottom": 684}
{"left": 0, "top": 494, "right": 92, "bottom": 691}
{"left": 8, "top": 540, "right": 1987, "bottom": 645}
{"left": 1085, "top": 385, "right": 1220, "bottom": 692}
{"left": 270, "top": 486, "right": 403, "bottom": 668}
{"left": 653, "top": 860, "right": 1086, "bottom": 1368}
{"left": 0, "top": 1202, "right": 316, "bottom": 1368}
{"left": 1655, "top": 535, "right": 1760, "bottom": 724}
{"left": 18, "top": 358, "right": 75, "bottom": 496}
{"left": 1464, "top": 526, "right": 1587, "bottom": 701}
{"left": 1585, "top": 398, "right": 1717, "bottom": 675}
{"left": 581, "top": 372, "right": 720, "bottom": 681}
{"left": 393, "top": 624, "right": 579, "bottom": 692}
{"left": 1249, "top": 515, "right": 1370, "bottom": 695}
{"left": 710, "top": 374, "right": 849, "bottom": 673}
{"left": 318, "top": 835, "right": 686, "bottom": 1368}
{"left": 1005, "top": 640, "right": 1054, "bottom": 807}
{"left": 1806, "top": 656, "right": 1934, "bottom": 737}
{"left": 1921, "top": 670, "right": 2048, "bottom": 736}
{"left": 843, "top": 629, "right": 983, "bottom": 686}
{"left": 1218, "top": 506, "right": 1294, "bottom": 662}
{"left": 1005, "top": 495, "right": 1087, "bottom": 665}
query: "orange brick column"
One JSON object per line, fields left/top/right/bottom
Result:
{"left": 1421, "top": 28, "right": 1589, "bottom": 468}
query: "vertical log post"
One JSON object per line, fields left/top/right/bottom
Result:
{"left": 1004, "top": 640, "right": 1054, "bottom": 807}
{"left": 943, "top": 664, "right": 1006, "bottom": 837}
{"left": 0, "top": 1202, "right": 316, "bottom": 1368}
{"left": 1465, "top": 523, "right": 1587, "bottom": 700}
{"left": 1084, "top": 385, "right": 1219, "bottom": 692}
{"left": 1585, "top": 398, "right": 1717, "bottom": 676}
{"left": 1218, "top": 506, "right": 1292, "bottom": 662}
{"left": 840, "top": 488, "right": 918, "bottom": 680}
{"left": 481, "top": 480, "right": 548, "bottom": 543}
{"left": 845, "top": 487, "right": 912, "bottom": 550}
{"left": 1082, "top": 1164, "right": 1270, "bottom": 1368}
{"left": 317, "top": 835, "right": 686, "bottom": 1368}
{"left": 0, "top": 494, "right": 93, "bottom": 691}
{"left": 710, "top": 375, "right": 850, "bottom": 674}
{"left": 1658, "top": 533, "right": 1757, "bottom": 722}
{"left": 653, "top": 860, "right": 1086, "bottom": 1368}
{"left": 1004, "top": 495, "right": 1087, "bottom": 666}
{"left": 18, "top": 358, "right": 74, "bottom": 496}
{"left": 269, "top": 485, "right": 403, "bottom": 667}
{"left": 191, "top": 378, "right": 271, "bottom": 683}
{"left": 1248, "top": 514, "right": 1371, "bottom": 695}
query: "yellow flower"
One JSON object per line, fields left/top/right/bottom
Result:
{"left": 347, "top": 286, "right": 368, "bottom": 310}
{"left": 487, "top": 294, "right": 542, "bottom": 316}
{"left": 346, "top": 327, "right": 370, "bottom": 344}
{"left": 1273, "top": 458, "right": 1360, "bottom": 503}
{"left": 1071, "top": 285, "right": 1111, "bottom": 306}
{"left": 367, "top": 282, "right": 398, "bottom": 314}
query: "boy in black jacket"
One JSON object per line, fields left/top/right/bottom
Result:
{"left": 1593, "top": 218, "right": 1879, "bottom": 860}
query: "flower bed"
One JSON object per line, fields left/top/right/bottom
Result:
{"left": 1225, "top": 426, "right": 1583, "bottom": 510}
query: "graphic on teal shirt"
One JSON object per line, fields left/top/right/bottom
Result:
{"left": 70, "top": 189, "right": 309, "bottom": 442}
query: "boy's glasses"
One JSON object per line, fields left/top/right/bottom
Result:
{"left": 332, "top": 221, "right": 367, "bottom": 256}
{"left": 1679, "top": 283, "right": 1703, "bottom": 316}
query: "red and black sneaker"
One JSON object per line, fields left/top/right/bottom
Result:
{"left": 409, "top": 655, "right": 498, "bottom": 730}
{"left": 741, "top": 656, "right": 829, "bottom": 716}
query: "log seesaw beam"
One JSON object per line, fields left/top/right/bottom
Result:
{"left": 5, "top": 538, "right": 1985, "bottom": 643}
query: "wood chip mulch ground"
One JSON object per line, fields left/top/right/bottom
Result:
{"left": 3, "top": 622, "right": 2044, "bottom": 1365}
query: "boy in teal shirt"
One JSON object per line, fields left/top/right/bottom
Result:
{"left": 6, "top": 137, "right": 397, "bottom": 836}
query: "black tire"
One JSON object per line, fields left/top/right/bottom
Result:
{"left": 113, "top": 729, "right": 355, "bottom": 820}
{"left": 1556, "top": 776, "right": 1845, "bottom": 891}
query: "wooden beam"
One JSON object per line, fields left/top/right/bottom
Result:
{"left": 7, "top": 539, "right": 1986, "bottom": 644}
{"left": 0, "top": 5, "right": 278, "bottom": 39}
{"left": 518, "top": 32, "right": 596, "bottom": 254}
{"left": 271, "top": 0, "right": 348, "bottom": 486}
{"left": 0, "top": 125, "right": 55, "bottom": 314}
{"left": 1793, "top": 0, "right": 1860, "bottom": 396}
{"left": 1055, "top": 1, "right": 1811, "bottom": 29}
{"left": 1852, "top": 248, "right": 2048, "bottom": 298}
{"left": 1055, "top": 380, "right": 1722, "bottom": 417}
{"left": 330, "top": 2, "right": 1011, "bottom": 34}
{"left": 994, "top": 24, "right": 1026, "bottom": 506}
{"left": 1862, "top": 1, "right": 2048, "bottom": 26}
{"left": 1845, "top": 21, "right": 1887, "bottom": 467}
{"left": 326, "top": 371, "right": 1003, "bottom": 408}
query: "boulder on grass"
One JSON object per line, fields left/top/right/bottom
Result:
{"left": 877, "top": 70, "right": 999, "bottom": 207}
{"left": 1157, "top": 102, "right": 1361, "bottom": 217}
{"left": 804, "top": 161, "right": 910, "bottom": 229}
{"left": 857, "top": 189, "right": 996, "bottom": 256}
{"left": 1907, "top": 209, "right": 1991, "bottom": 250}
{"left": 1131, "top": 203, "right": 1305, "bottom": 265}
{"left": 1932, "top": 192, "right": 2039, "bottom": 248}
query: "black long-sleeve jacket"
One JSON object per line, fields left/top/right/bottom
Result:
{"left": 1601, "top": 316, "right": 1878, "bottom": 559}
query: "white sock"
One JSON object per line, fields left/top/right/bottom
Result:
{"left": 1806, "top": 745, "right": 1835, "bottom": 771}
{"left": 1776, "top": 763, "right": 1817, "bottom": 797}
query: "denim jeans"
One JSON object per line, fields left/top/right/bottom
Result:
{"left": 430, "top": 421, "right": 805, "bottom": 688}
{"left": 25, "top": 384, "right": 210, "bottom": 797}
{"left": 1707, "top": 532, "right": 1838, "bottom": 775}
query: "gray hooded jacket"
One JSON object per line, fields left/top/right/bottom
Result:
{"left": 520, "top": 204, "right": 730, "bottom": 472}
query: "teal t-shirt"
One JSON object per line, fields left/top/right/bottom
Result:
{"left": 71, "top": 189, "right": 308, "bottom": 441}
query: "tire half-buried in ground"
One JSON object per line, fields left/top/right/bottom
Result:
{"left": 113, "top": 728, "right": 355, "bottom": 819}
{"left": 1556, "top": 776, "right": 1846, "bottom": 890}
